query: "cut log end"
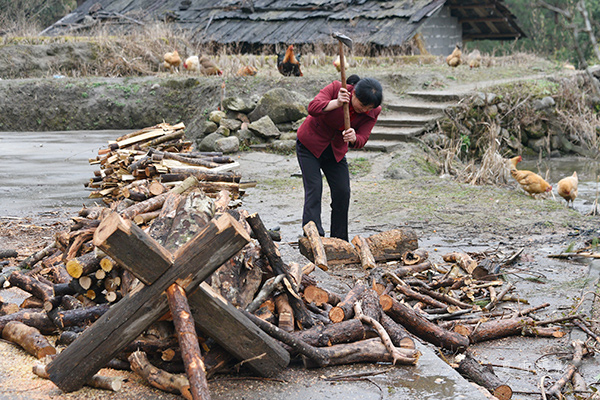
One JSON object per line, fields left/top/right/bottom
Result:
{"left": 493, "top": 385, "right": 513, "bottom": 400}
{"left": 328, "top": 307, "right": 345, "bottom": 324}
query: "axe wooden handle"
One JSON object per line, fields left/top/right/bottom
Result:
{"left": 338, "top": 41, "right": 350, "bottom": 131}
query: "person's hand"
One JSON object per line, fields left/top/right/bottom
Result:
{"left": 342, "top": 128, "right": 356, "bottom": 144}
{"left": 336, "top": 88, "right": 350, "bottom": 108}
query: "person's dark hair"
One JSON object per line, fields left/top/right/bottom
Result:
{"left": 346, "top": 74, "right": 361, "bottom": 86}
{"left": 353, "top": 77, "right": 383, "bottom": 108}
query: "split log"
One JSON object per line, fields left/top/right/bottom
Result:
{"left": 33, "top": 363, "right": 123, "bottom": 392}
{"left": 455, "top": 351, "right": 513, "bottom": 400}
{"left": 442, "top": 252, "right": 489, "bottom": 279}
{"left": 351, "top": 235, "right": 377, "bottom": 270}
{"left": 8, "top": 271, "right": 54, "bottom": 302}
{"left": 329, "top": 283, "right": 367, "bottom": 323}
{"left": 274, "top": 293, "right": 294, "bottom": 332}
{"left": 166, "top": 283, "right": 210, "bottom": 400}
{"left": 365, "top": 228, "right": 419, "bottom": 262}
{"left": 128, "top": 351, "right": 192, "bottom": 399}
{"left": 454, "top": 317, "right": 565, "bottom": 343}
{"left": 1, "top": 302, "right": 20, "bottom": 316}
{"left": 402, "top": 248, "right": 429, "bottom": 265}
{"left": 383, "top": 296, "right": 469, "bottom": 352}
{"left": 303, "top": 221, "right": 328, "bottom": 271}
{"left": 21, "top": 296, "right": 45, "bottom": 309}
{"left": 64, "top": 228, "right": 95, "bottom": 261}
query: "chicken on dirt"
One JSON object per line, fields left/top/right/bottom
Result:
{"left": 508, "top": 156, "right": 553, "bottom": 198}
{"left": 557, "top": 171, "right": 578, "bottom": 207}
{"left": 446, "top": 44, "right": 462, "bottom": 67}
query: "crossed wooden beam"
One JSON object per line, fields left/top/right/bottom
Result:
{"left": 46, "top": 211, "right": 289, "bottom": 394}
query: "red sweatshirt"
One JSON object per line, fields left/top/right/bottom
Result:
{"left": 297, "top": 81, "right": 381, "bottom": 162}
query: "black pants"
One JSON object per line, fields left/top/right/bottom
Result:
{"left": 296, "top": 140, "right": 350, "bottom": 241}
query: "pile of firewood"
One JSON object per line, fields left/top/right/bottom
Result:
{"left": 86, "top": 122, "right": 244, "bottom": 204}
{"left": 0, "top": 129, "right": 598, "bottom": 400}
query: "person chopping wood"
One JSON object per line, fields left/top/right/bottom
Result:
{"left": 296, "top": 76, "right": 383, "bottom": 241}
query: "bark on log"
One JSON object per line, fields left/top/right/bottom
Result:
{"left": 392, "top": 261, "right": 432, "bottom": 278}
{"left": 329, "top": 283, "right": 367, "bottom": 323}
{"left": 384, "top": 296, "right": 469, "bottom": 352}
{"left": 0, "top": 308, "right": 56, "bottom": 335}
{"left": 0, "top": 249, "right": 18, "bottom": 259}
{"left": 380, "top": 313, "right": 415, "bottom": 349}
{"left": 128, "top": 351, "right": 192, "bottom": 399}
{"left": 299, "top": 236, "right": 359, "bottom": 265}
{"left": 351, "top": 235, "right": 377, "bottom": 270}
{"left": 33, "top": 363, "right": 123, "bottom": 392}
{"left": 2, "top": 321, "right": 56, "bottom": 358}
{"left": 303, "top": 221, "right": 328, "bottom": 271}
{"left": 18, "top": 242, "right": 57, "bottom": 270}
{"left": 291, "top": 318, "right": 365, "bottom": 348}
{"left": 8, "top": 271, "right": 54, "bottom": 302}
{"left": 303, "top": 338, "right": 420, "bottom": 368}
{"left": 546, "top": 340, "right": 584, "bottom": 399}
{"left": 456, "top": 351, "right": 513, "bottom": 400}
{"left": 455, "top": 317, "right": 565, "bottom": 343}
{"left": 47, "top": 303, "right": 110, "bottom": 330}
{"left": 166, "top": 283, "right": 211, "bottom": 400}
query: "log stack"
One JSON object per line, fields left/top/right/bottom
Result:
{"left": 86, "top": 122, "right": 244, "bottom": 207}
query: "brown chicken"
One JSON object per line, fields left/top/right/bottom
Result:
{"left": 509, "top": 156, "right": 553, "bottom": 198}
{"left": 237, "top": 65, "right": 257, "bottom": 76}
{"left": 446, "top": 44, "right": 461, "bottom": 67}
{"left": 277, "top": 45, "right": 302, "bottom": 77}
{"left": 199, "top": 56, "right": 223, "bottom": 76}
{"left": 163, "top": 50, "right": 181, "bottom": 72}
{"left": 557, "top": 171, "right": 578, "bottom": 207}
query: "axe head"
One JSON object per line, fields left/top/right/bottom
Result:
{"left": 332, "top": 32, "right": 353, "bottom": 50}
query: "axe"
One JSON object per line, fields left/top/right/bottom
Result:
{"left": 332, "top": 32, "right": 353, "bottom": 131}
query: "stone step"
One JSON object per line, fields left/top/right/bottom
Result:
{"left": 376, "top": 113, "right": 440, "bottom": 127}
{"left": 405, "top": 90, "right": 464, "bottom": 102}
{"left": 369, "top": 126, "right": 423, "bottom": 141}
{"left": 385, "top": 101, "right": 453, "bottom": 115}
{"left": 357, "top": 140, "right": 404, "bottom": 152}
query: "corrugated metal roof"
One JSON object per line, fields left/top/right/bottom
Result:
{"left": 42, "top": 0, "right": 525, "bottom": 48}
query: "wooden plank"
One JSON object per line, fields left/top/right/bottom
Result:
{"left": 189, "top": 283, "right": 290, "bottom": 377}
{"left": 117, "top": 129, "right": 165, "bottom": 148}
{"left": 46, "top": 213, "right": 250, "bottom": 393}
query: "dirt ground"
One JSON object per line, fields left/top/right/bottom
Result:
{"left": 1, "top": 142, "right": 599, "bottom": 399}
